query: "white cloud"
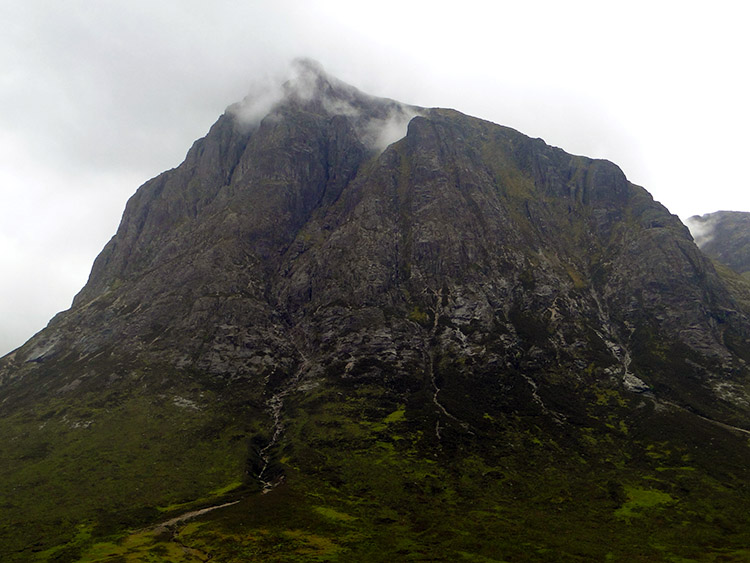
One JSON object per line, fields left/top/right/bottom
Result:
{"left": 684, "top": 215, "right": 719, "bottom": 248}
{"left": 363, "top": 107, "right": 422, "bottom": 152}
{"left": 229, "top": 58, "right": 421, "bottom": 152}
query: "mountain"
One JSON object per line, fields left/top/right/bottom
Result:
{"left": 687, "top": 210, "right": 750, "bottom": 276}
{"left": 2, "top": 60, "right": 750, "bottom": 561}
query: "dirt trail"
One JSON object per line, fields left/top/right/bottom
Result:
{"left": 660, "top": 399, "right": 750, "bottom": 437}
{"left": 154, "top": 500, "right": 240, "bottom": 532}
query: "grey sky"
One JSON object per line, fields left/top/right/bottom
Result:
{"left": 1, "top": 0, "right": 748, "bottom": 355}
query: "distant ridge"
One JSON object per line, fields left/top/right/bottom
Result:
{"left": 687, "top": 210, "right": 750, "bottom": 275}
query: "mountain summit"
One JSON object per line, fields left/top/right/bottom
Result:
{"left": 2, "top": 62, "right": 750, "bottom": 561}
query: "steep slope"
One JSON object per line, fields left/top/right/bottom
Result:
{"left": 2, "top": 61, "right": 750, "bottom": 561}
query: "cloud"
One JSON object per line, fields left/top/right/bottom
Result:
{"left": 362, "top": 106, "right": 422, "bottom": 152}
{"left": 684, "top": 214, "right": 718, "bottom": 248}
{"left": 229, "top": 58, "right": 421, "bottom": 152}
{"left": 228, "top": 59, "right": 339, "bottom": 128}
{"left": 227, "top": 75, "right": 286, "bottom": 129}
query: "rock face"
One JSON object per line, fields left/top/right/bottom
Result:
{"left": 687, "top": 210, "right": 750, "bottom": 275}
{"left": 2, "top": 61, "right": 750, "bottom": 561}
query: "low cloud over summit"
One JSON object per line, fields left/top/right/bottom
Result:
{"left": 229, "top": 59, "right": 421, "bottom": 152}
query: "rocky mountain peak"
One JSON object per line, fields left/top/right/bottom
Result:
{"left": 2, "top": 62, "right": 750, "bottom": 561}
{"left": 229, "top": 59, "right": 421, "bottom": 152}
{"left": 280, "top": 57, "right": 359, "bottom": 106}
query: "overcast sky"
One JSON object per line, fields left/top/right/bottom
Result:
{"left": 1, "top": 0, "right": 748, "bottom": 356}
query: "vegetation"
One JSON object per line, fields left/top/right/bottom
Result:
{"left": 2, "top": 361, "right": 750, "bottom": 562}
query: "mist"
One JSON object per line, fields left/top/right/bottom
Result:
{"left": 685, "top": 214, "right": 719, "bottom": 248}
{"left": 230, "top": 58, "right": 421, "bottom": 152}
